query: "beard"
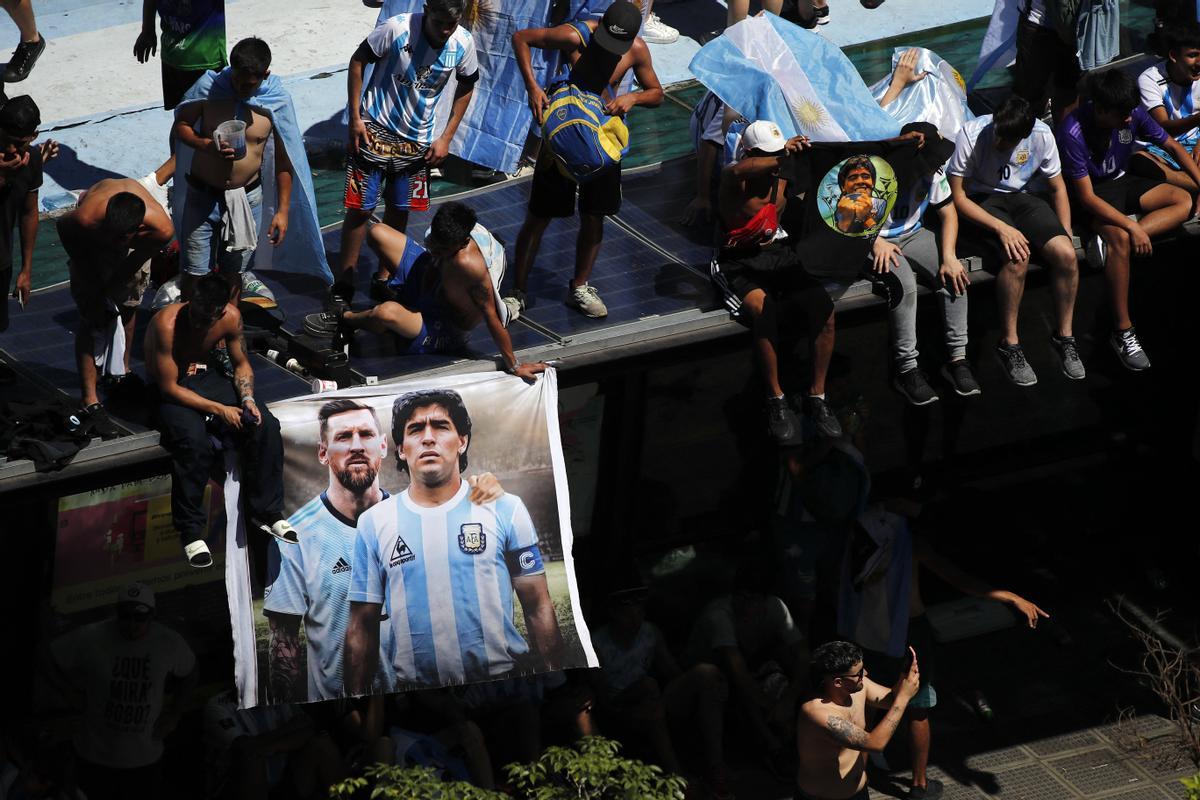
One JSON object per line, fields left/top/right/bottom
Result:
{"left": 335, "top": 462, "right": 378, "bottom": 496}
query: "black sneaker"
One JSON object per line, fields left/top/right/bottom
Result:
{"left": 329, "top": 279, "right": 355, "bottom": 307}
{"left": 893, "top": 368, "right": 939, "bottom": 406}
{"left": 766, "top": 396, "right": 801, "bottom": 444}
{"left": 369, "top": 277, "right": 396, "bottom": 303}
{"left": 804, "top": 396, "right": 843, "bottom": 439}
{"left": 304, "top": 299, "right": 347, "bottom": 337}
{"left": 3, "top": 34, "right": 46, "bottom": 83}
{"left": 909, "top": 778, "right": 944, "bottom": 799}
{"left": 81, "top": 402, "right": 123, "bottom": 440}
{"left": 940, "top": 360, "right": 982, "bottom": 397}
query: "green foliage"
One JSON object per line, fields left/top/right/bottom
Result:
{"left": 503, "top": 736, "right": 687, "bottom": 800}
{"left": 1181, "top": 773, "right": 1200, "bottom": 800}
{"left": 328, "top": 763, "right": 506, "bottom": 800}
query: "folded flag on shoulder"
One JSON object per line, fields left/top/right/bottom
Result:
{"left": 689, "top": 13, "right": 899, "bottom": 143}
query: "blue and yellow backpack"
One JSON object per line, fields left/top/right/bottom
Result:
{"left": 539, "top": 21, "right": 630, "bottom": 183}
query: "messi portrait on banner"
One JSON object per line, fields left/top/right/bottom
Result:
{"left": 234, "top": 370, "right": 596, "bottom": 707}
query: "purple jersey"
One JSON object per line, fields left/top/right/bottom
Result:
{"left": 1056, "top": 103, "right": 1168, "bottom": 182}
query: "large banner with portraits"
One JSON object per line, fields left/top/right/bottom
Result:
{"left": 229, "top": 369, "right": 597, "bottom": 708}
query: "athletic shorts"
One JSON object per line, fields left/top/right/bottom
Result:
{"left": 68, "top": 257, "right": 152, "bottom": 328}
{"left": 528, "top": 146, "right": 622, "bottom": 218}
{"left": 863, "top": 614, "right": 938, "bottom": 710}
{"left": 162, "top": 63, "right": 219, "bottom": 110}
{"left": 960, "top": 192, "right": 1067, "bottom": 268}
{"left": 385, "top": 237, "right": 468, "bottom": 355}
{"left": 714, "top": 241, "right": 817, "bottom": 301}
{"left": 344, "top": 121, "right": 430, "bottom": 213}
{"left": 1088, "top": 171, "right": 1165, "bottom": 217}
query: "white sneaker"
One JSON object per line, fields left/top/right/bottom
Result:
{"left": 641, "top": 13, "right": 679, "bottom": 44}
{"left": 567, "top": 284, "right": 608, "bottom": 318}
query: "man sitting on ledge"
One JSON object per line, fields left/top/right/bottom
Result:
{"left": 305, "top": 202, "right": 547, "bottom": 382}
{"left": 146, "top": 272, "right": 295, "bottom": 568}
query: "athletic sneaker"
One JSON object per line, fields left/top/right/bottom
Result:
{"left": 805, "top": 396, "right": 843, "bottom": 439}
{"left": 1110, "top": 327, "right": 1151, "bottom": 371}
{"left": 995, "top": 343, "right": 1037, "bottom": 387}
{"left": 641, "top": 13, "right": 680, "bottom": 44}
{"left": 568, "top": 284, "right": 608, "bottom": 318}
{"left": 941, "top": 360, "right": 981, "bottom": 397}
{"left": 184, "top": 540, "right": 214, "bottom": 569}
{"left": 908, "top": 779, "right": 944, "bottom": 799}
{"left": 82, "top": 402, "right": 123, "bottom": 440}
{"left": 1050, "top": 335, "right": 1086, "bottom": 380}
{"left": 766, "top": 396, "right": 800, "bottom": 444}
{"left": 814, "top": 4, "right": 831, "bottom": 23}
{"left": 3, "top": 34, "right": 45, "bottom": 83}
{"left": 893, "top": 368, "right": 939, "bottom": 406}
{"left": 502, "top": 296, "right": 523, "bottom": 322}
{"left": 304, "top": 299, "right": 347, "bottom": 337}
{"left": 1085, "top": 234, "right": 1107, "bottom": 270}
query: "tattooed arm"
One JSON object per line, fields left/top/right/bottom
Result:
{"left": 223, "top": 310, "right": 261, "bottom": 423}
{"left": 464, "top": 261, "right": 546, "bottom": 383}
{"left": 821, "top": 702, "right": 908, "bottom": 754}
{"left": 266, "top": 611, "right": 304, "bottom": 703}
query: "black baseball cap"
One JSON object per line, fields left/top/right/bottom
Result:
{"left": 593, "top": 0, "right": 640, "bottom": 56}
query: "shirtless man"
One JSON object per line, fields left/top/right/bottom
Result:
{"left": 145, "top": 272, "right": 294, "bottom": 568}
{"left": 505, "top": 0, "right": 664, "bottom": 320}
{"left": 304, "top": 202, "right": 548, "bottom": 382}
{"left": 711, "top": 120, "right": 839, "bottom": 444}
{"left": 57, "top": 177, "right": 174, "bottom": 436}
{"left": 796, "top": 640, "right": 920, "bottom": 800}
{"left": 173, "top": 37, "right": 292, "bottom": 302}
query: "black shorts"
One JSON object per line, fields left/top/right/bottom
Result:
{"left": 162, "top": 63, "right": 219, "bottom": 110}
{"left": 863, "top": 614, "right": 938, "bottom": 710}
{"left": 528, "top": 147, "right": 622, "bottom": 218}
{"left": 716, "top": 242, "right": 809, "bottom": 300}
{"left": 961, "top": 192, "right": 1068, "bottom": 267}
{"left": 1089, "top": 172, "right": 1165, "bottom": 217}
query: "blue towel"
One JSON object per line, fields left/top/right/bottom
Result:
{"left": 376, "top": 0, "right": 554, "bottom": 173}
{"left": 175, "top": 69, "right": 333, "bottom": 284}
{"left": 690, "top": 14, "right": 899, "bottom": 143}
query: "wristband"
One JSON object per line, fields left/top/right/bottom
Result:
{"left": 505, "top": 363, "right": 520, "bottom": 375}
{"left": 241, "top": 396, "right": 256, "bottom": 406}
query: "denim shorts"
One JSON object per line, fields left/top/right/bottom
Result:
{"left": 180, "top": 180, "right": 263, "bottom": 277}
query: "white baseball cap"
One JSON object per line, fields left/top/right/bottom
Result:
{"left": 118, "top": 582, "right": 156, "bottom": 615}
{"left": 739, "top": 120, "right": 788, "bottom": 157}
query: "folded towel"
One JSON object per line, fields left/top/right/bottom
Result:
{"left": 222, "top": 186, "right": 258, "bottom": 253}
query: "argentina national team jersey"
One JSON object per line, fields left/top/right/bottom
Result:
{"left": 1138, "top": 62, "right": 1200, "bottom": 149}
{"left": 881, "top": 168, "right": 951, "bottom": 239}
{"left": 349, "top": 481, "right": 546, "bottom": 687}
{"left": 263, "top": 492, "right": 396, "bottom": 700}
{"left": 360, "top": 13, "right": 479, "bottom": 147}
{"left": 948, "top": 115, "right": 1061, "bottom": 195}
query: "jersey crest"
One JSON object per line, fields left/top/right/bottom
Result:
{"left": 458, "top": 523, "right": 486, "bottom": 554}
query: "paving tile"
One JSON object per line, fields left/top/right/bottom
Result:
{"left": 987, "top": 761, "right": 1080, "bottom": 799}
{"left": 1028, "top": 730, "right": 1105, "bottom": 757}
{"left": 1048, "top": 748, "right": 1150, "bottom": 797}
{"left": 964, "top": 745, "right": 1036, "bottom": 771}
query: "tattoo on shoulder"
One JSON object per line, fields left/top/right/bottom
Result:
{"left": 468, "top": 282, "right": 492, "bottom": 310}
{"left": 826, "top": 714, "right": 869, "bottom": 748}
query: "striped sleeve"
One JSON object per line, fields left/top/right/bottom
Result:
{"left": 366, "top": 15, "right": 404, "bottom": 59}
{"left": 349, "top": 508, "right": 385, "bottom": 604}
{"left": 262, "top": 540, "right": 307, "bottom": 616}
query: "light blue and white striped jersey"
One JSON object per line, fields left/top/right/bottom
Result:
{"left": 1138, "top": 62, "right": 1200, "bottom": 149}
{"left": 360, "top": 13, "right": 479, "bottom": 147}
{"left": 349, "top": 481, "right": 546, "bottom": 687}
{"left": 263, "top": 492, "right": 396, "bottom": 700}
{"left": 881, "top": 167, "right": 952, "bottom": 239}
{"left": 948, "top": 115, "right": 1061, "bottom": 195}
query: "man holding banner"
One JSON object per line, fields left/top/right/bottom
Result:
{"left": 344, "top": 388, "right": 562, "bottom": 693}
{"left": 264, "top": 398, "right": 506, "bottom": 702}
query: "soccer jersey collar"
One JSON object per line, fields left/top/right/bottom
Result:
{"left": 400, "top": 478, "right": 469, "bottom": 514}
{"left": 321, "top": 489, "right": 389, "bottom": 527}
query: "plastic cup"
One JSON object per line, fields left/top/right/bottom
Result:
{"left": 214, "top": 120, "right": 248, "bottom": 160}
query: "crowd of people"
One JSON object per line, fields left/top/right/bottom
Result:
{"left": 2, "top": 0, "right": 1196, "bottom": 798}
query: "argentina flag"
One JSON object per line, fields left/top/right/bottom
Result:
{"left": 689, "top": 13, "right": 899, "bottom": 143}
